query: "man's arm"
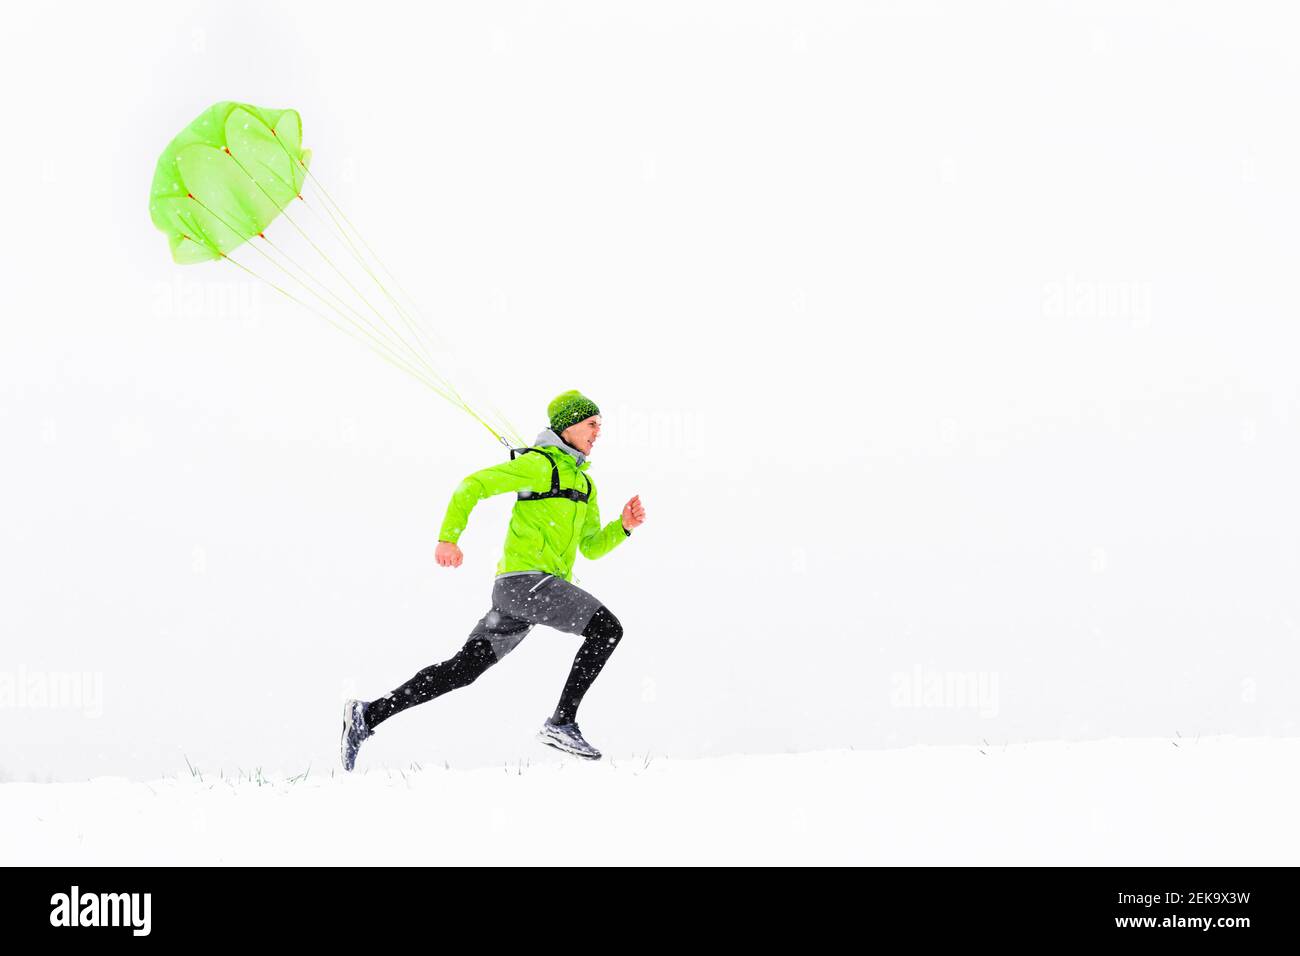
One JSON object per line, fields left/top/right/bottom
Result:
{"left": 438, "top": 454, "right": 549, "bottom": 545}
{"left": 578, "top": 484, "right": 637, "bottom": 560}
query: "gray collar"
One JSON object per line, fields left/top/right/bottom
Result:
{"left": 533, "top": 428, "right": 587, "bottom": 467}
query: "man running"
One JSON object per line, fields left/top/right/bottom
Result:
{"left": 340, "top": 390, "right": 645, "bottom": 770}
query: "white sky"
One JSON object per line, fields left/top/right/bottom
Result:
{"left": 1, "top": 1, "right": 1297, "bottom": 781}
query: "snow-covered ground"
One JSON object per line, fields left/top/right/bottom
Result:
{"left": 4, "top": 735, "right": 1295, "bottom": 866}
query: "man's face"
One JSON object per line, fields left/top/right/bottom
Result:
{"left": 561, "top": 415, "right": 601, "bottom": 455}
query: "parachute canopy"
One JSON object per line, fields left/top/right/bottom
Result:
{"left": 150, "top": 102, "right": 311, "bottom": 264}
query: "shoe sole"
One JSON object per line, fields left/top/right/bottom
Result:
{"left": 535, "top": 728, "right": 601, "bottom": 760}
{"left": 340, "top": 700, "right": 359, "bottom": 772}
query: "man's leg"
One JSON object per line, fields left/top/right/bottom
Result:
{"left": 492, "top": 575, "right": 624, "bottom": 726}
{"left": 362, "top": 636, "right": 496, "bottom": 730}
{"left": 363, "top": 605, "right": 532, "bottom": 730}
{"left": 550, "top": 605, "right": 624, "bottom": 725}
{"left": 485, "top": 574, "right": 626, "bottom": 734}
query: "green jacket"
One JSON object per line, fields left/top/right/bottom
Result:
{"left": 438, "top": 429, "right": 630, "bottom": 581}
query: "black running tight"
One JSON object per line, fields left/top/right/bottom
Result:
{"left": 551, "top": 606, "right": 623, "bottom": 725}
{"left": 363, "top": 606, "right": 624, "bottom": 730}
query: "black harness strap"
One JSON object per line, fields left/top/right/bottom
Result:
{"left": 510, "top": 447, "right": 591, "bottom": 503}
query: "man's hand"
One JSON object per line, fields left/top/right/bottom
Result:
{"left": 435, "top": 541, "right": 464, "bottom": 568}
{"left": 621, "top": 495, "right": 646, "bottom": 532}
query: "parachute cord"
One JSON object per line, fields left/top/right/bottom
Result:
{"left": 223, "top": 150, "right": 503, "bottom": 439}
{"left": 297, "top": 174, "right": 525, "bottom": 447}
{"left": 228, "top": 252, "right": 509, "bottom": 448}
{"left": 251, "top": 137, "right": 522, "bottom": 448}
{"left": 219, "top": 152, "right": 443, "bottom": 391}
{"left": 254, "top": 231, "right": 455, "bottom": 400}
{"left": 296, "top": 174, "right": 527, "bottom": 448}
{"left": 256, "top": 235, "right": 405, "bottom": 359}
{"left": 269, "top": 206, "right": 443, "bottom": 386}
{"left": 292, "top": 185, "right": 482, "bottom": 419}
{"left": 300, "top": 167, "right": 441, "bottom": 344}
{"left": 221, "top": 253, "right": 468, "bottom": 407}
{"left": 185, "top": 195, "right": 459, "bottom": 404}
{"left": 487, "top": 402, "right": 527, "bottom": 449}
{"left": 295, "top": 182, "right": 441, "bottom": 365}
{"left": 292, "top": 190, "right": 482, "bottom": 418}
{"left": 247, "top": 155, "right": 448, "bottom": 363}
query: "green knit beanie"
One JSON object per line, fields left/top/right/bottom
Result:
{"left": 548, "top": 390, "right": 601, "bottom": 435}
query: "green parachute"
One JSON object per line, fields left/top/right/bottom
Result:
{"left": 150, "top": 103, "right": 310, "bottom": 264}
{"left": 150, "top": 101, "right": 521, "bottom": 448}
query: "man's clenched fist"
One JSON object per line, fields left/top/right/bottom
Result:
{"left": 621, "top": 495, "right": 646, "bottom": 532}
{"left": 435, "top": 541, "right": 464, "bottom": 567}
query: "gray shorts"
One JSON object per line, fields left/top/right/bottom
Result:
{"left": 470, "top": 572, "right": 605, "bottom": 660}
